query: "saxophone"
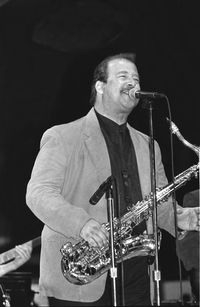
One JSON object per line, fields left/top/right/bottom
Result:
{"left": 60, "top": 162, "right": 199, "bottom": 285}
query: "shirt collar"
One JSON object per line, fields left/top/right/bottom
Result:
{"left": 94, "top": 109, "right": 127, "bottom": 136}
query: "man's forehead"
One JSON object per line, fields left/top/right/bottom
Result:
{"left": 108, "top": 58, "right": 138, "bottom": 74}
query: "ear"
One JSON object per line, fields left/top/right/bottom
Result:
{"left": 95, "top": 80, "right": 104, "bottom": 95}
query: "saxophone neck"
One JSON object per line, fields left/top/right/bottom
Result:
{"left": 167, "top": 118, "right": 200, "bottom": 157}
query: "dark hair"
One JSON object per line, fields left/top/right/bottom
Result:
{"left": 89, "top": 52, "right": 136, "bottom": 106}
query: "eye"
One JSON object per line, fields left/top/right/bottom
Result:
{"left": 119, "top": 75, "right": 127, "bottom": 79}
{"left": 132, "top": 78, "right": 140, "bottom": 84}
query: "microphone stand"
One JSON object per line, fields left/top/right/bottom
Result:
{"left": 142, "top": 99, "right": 161, "bottom": 306}
{"left": 89, "top": 176, "right": 118, "bottom": 306}
{"left": 106, "top": 181, "right": 118, "bottom": 307}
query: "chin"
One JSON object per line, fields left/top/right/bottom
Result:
{"left": 120, "top": 95, "right": 138, "bottom": 112}
{"left": 125, "top": 99, "right": 138, "bottom": 110}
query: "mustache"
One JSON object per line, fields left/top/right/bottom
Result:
{"left": 121, "top": 86, "right": 135, "bottom": 94}
{"left": 122, "top": 85, "right": 134, "bottom": 91}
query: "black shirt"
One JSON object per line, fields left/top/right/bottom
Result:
{"left": 95, "top": 110, "right": 145, "bottom": 234}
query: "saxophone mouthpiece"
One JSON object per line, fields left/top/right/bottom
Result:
{"left": 166, "top": 117, "right": 200, "bottom": 156}
{"left": 166, "top": 117, "right": 179, "bottom": 134}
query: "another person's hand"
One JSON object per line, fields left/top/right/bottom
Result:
{"left": 80, "top": 219, "right": 109, "bottom": 248}
{"left": 177, "top": 207, "right": 200, "bottom": 231}
{"left": 14, "top": 244, "right": 32, "bottom": 266}
{"left": 0, "top": 244, "right": 32, "bottom": 277}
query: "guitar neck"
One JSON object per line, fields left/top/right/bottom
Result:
{"left": 0, "top": 236, "right": 41, "bottom": 265}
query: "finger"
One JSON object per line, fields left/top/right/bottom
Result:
{"left": 15, "top": 246, "right": 26, "bottom": 257}
{"left": 87, "top": 237, "right": 98, "bottom": 248}
{"left": 101, "top": 226, "right": 109, "bottom": 240}
{"left": 80, "top": 219, "right": 109, "bottom": 247}
{"left": 88, "top": 224, "right": 108, "bottom": 246}
{"left": 15, "top": 246, "right": 30, "bottom": 259}
{"left": 97, "top": 230, "right": 109, "bottom": 247}
{"left": 196, "top": 219, "right": 200, "bottom": 229}
{"left": 89, "top": 230, "right": 107, "bottom": 248}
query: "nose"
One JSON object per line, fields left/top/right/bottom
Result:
{"left": 127, "top": 80, "right": 140, "bottom": 90}
{"left": 126, "top": 76, "right": 139, "bottom": 89}
{"left": 127, "top": 82, "right": 134, "bottom": 89}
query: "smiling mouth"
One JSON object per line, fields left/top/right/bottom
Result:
{"left": 121, "top": 89, "right": 130, "bottom": 95}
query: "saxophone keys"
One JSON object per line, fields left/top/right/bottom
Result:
{"left": 60, "top": 242, "right": 73, "bottom": 257}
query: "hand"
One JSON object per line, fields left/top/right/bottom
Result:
{"left": 177, "top": 207, "right": 200, "bottom": 231}
{"left": 80, "top": 219, "right": 109, "bottom": 248}
{"left": 15, "top": 244, "right": 32, "bottom": 264}
{"left": 0, "top": 244, "right": 32, "bottom": 277}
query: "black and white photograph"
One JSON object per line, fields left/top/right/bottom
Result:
{"left": 0, "top": 1, "right": 199, "bottom": 306}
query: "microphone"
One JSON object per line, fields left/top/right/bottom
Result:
{"left": 129, "top": 89, "right": 165, "bottom": 100}
{"left": 89, "top": 176, "right": 113, "bottom": 205}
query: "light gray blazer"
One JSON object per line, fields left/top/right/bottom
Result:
{"left": 26, "top": 108, "right": 175, "bottom": 302}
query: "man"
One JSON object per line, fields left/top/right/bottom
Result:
{"left": 26, "top": 53, "right": 200, "bottom": 306}
{"left": 176, "top": 189, "right": 199, "bottom": 304}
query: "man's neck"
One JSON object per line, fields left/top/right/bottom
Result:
{"left": 94, "top": 106, "right": 128, "bottom": 125}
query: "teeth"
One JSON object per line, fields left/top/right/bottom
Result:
{"left": 122, "top": 90, "right": 129, "bottom": 94}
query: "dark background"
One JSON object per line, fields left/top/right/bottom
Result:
{"left": 0, "top": 0, "right": 199, "bottom": 282}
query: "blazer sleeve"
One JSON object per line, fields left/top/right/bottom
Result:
{"left": 26, "top": 128, "right": 91, "bottom": 240}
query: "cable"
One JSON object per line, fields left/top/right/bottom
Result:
{"left": 164, "top": 95, "right": 184, "bottom": 305}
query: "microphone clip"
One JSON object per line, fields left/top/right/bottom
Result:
{"left": 89, "top": 176, "right": 113, "bottom": 205}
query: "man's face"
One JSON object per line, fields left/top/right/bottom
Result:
{"left": 101, "top": 58, "right": 140, "bottom": 115}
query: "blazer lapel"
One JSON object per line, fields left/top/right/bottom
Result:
{"left": 127, "top": 124, "right": 151, "bottom": 198}
{"left": 84, "top": 108, "right": 111, "bottom": 185}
